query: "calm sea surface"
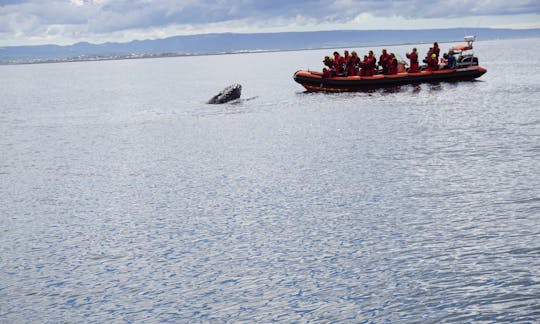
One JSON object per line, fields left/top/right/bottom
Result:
{"left": 1, "top": 38, "right": 539, "bottom": 323}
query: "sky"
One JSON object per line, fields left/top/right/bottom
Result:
{"left": 1, "top": 0, "right": 539, "bottom": 46}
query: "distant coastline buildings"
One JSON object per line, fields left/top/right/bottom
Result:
{"left": 1, "top": 28, "right": 539, "bottom": 65}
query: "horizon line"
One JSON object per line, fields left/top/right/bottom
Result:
{"left": 2, "top": 26, "right": 539, "bottom": 49}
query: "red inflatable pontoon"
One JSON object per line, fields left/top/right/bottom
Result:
{"left": 293, "top": 36, "right": 487, "bottom": 92}
{"left": 293, "top": 66, "right": 487, "bottom": 92}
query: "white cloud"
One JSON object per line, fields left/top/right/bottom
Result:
{"left": 0, "top": 0, "right": 539, "bottom": 46}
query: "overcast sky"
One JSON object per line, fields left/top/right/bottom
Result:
{"left": 1, "top": 0, "right": 539, "bottom": 46}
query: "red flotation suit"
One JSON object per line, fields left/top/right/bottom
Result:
{"left": 406, "top": 50, "right": 419, "bottom": 73}
{"left": 425, "top": 54, "right": 439, "bottom": 71}
{"left": 333, "top": 52, "right": 344, "bottom": 75}
{"left": 348, "top": 53, "right": 360, "bottom": 76}
{"left": 388, "top": 55, "right": 398, "bottom": 75}
{"left": 379, "top": 50, "right": 391, "bottom": 74}
{"left": 367, "top": 52, "right": 376, "bottom": 76}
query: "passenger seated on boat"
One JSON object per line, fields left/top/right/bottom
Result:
{"left": 442, "top": 52, "right": 456, "bottom": 69}
{"left": 322, "top": 67, "right": 334, "bottom": 78}
{"left": 379, "top": 49, "right": 391, "bottom": 74}
{"left": 426, "top": 47, "right": 435, "bottom": 61}
{"left": 406, "top": 48, "right": 419, "bottom": 73}
{"left": 424, "top": 53, "right": 439, "bottom": 71}
{"left": 388, "top": 53, "right": 398, "bottom": 75}
{"left": 323, "top": 56, "right": 334, "bottom": 69}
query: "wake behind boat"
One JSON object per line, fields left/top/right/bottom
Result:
{"left": 293, "top": 36, "right": 487, "bottom": 92}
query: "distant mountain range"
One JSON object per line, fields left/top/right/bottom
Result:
{"left": 1, "top": 28, "right": 539, "bottom": 64}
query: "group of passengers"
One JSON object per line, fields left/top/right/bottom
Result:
{"left": 322, "top": 42, "right": 457, "bottom": 78}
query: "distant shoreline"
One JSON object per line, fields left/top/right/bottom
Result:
{"left": 1, "top": 33, "right": 539, "bottom": 66}
{"left": 0, "top": 40, "right": 467, "bottom": 66}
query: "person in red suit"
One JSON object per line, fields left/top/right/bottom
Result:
{"left": 406, "top": 48, "right": 419, "bottom": 73}
{"left": 432, "top": 42, "right": 440, "bottom": 59}
{"left": 343, "top": 50, "right": 351, "bottom": 66}
{"left": 388, "top": 53, "right": 398, "bottom": 75}
{"left": 322, "top": 67, "right": 333, "bottom": 78}
{"left": 322, "top": 55, "right": 334, "bottom": 69}
{"left": 425, "top": 53, "right": 439, "bottom": 71}
{"left": 348, "top": 51, "right": 360, "bottom": 76}
{"left": 358, "top": 55, "right": 370, "bottom": 76}
{"left": 379, "top": 49, "right": 391, "bottom": 74}
{"left": 367, "top": 50, "right": 376, "bottom": 76}
{"left": 333, "top": 51, "right": 344, "bottom": 75}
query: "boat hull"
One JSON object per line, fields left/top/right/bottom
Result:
{"left": 293, "top": 66, "right": 487, "bottom": 92}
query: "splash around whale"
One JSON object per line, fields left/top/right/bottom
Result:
{"left": 207, "top": 84, "right": 242, "bottom": 104}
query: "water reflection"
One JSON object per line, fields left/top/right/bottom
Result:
{"left": 428, "top": 82, "right": 442, "bottom": 92}
{"left": 381, "top": 85, "right": 403, "bottom": 94}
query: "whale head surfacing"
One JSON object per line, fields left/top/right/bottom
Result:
{"left": 207, "top": 84, "right": 242, "bottom": 104}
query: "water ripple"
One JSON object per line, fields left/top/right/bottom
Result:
{"left": 1, "top": 38, "right": 540, "bottom": 322}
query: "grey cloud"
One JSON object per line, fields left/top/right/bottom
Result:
{"left": 1, "top": 0, "right": 539, "bottom": 44}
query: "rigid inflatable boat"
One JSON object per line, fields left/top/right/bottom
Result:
{"left": 293, "top": 36, "right": 487, "bottom": 92}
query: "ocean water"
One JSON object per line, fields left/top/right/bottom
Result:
{"left": 1, "top": 38, "right": 539, "bottom": 322}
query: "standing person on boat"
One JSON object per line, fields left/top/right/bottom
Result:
{"left": 348, "top": 51, "right": 360, "bottom": 76}
{"left": 379, "top": 49, "right": 391, "bottom": 74}
{"left": 388, "top": 53, "right": 398, "bottom": 75}
{"left": 343, "top": 50, "right": 351, "bottom": 66}
{"left": 367, "top": 51, "right": 377, "bottom": 76}
{"left": 406, "top": 48, "right": 420, "bottom": 73}
{"left": 432, "top": 42, "right": 440, "bottom": 59}
{"left": 333, "top": 51, "right": 345, "bottom": 75}
{"left": 359, "top": 55, "right": 369, "bottom": 76}
{"left": 343, "top": 50, "right": 351, "bottom": 76}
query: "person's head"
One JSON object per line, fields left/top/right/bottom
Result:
{"left": 382, "top": 49, "right": 387, "bottom": 54}
{"left": 351, "top": 51, "right": 357, "bottom": 57}
{"left": 333, "top": 51, "right": 339, "bottom": 56}
{"left": 434, "top": 42, "right": 439, "bottom": 47}
{"left": 413, "top": 47, "right": 417, "bottom": 53}
{"left": 323, "top": 67, "right": 328, "bottom": 72}
{"left": 369, "top": 50, "right": 374, "bottom": 56}
{"left": 364, "top": 55, "right": 368, "bottom": 59}
{"left": 344, "top": 50, "right": 349, "bottom": 56}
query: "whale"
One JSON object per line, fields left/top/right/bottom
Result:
{"left": 207, "top": 84, "right": 242, "bottom": 104}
